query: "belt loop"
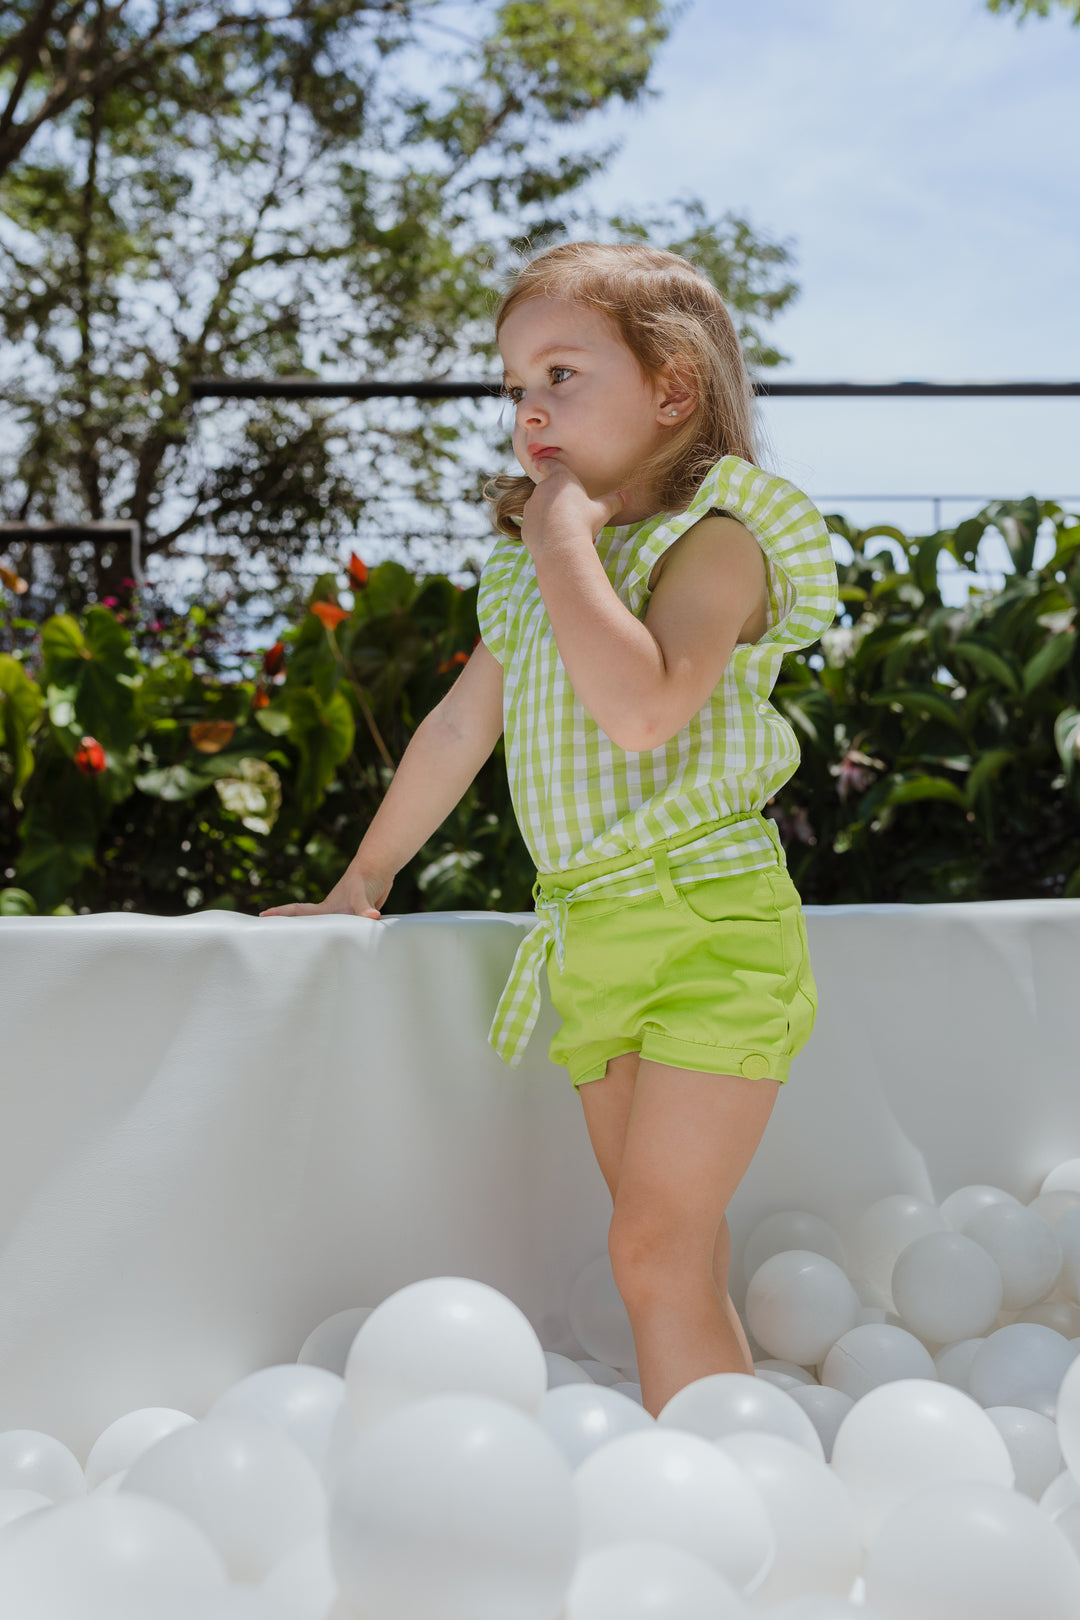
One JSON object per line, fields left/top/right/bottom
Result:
{"left": 651, "top": 843, "right": 680, "bottom": 907}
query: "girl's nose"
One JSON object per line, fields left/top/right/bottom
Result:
{"left": 520, "top": 396, "right": 548, "bottom": 427}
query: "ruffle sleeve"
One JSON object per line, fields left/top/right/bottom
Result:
{"left": 624, "top": 456, "right": 839, "bottom": 654}
{"left": 475, "top": 533, "right": 525, "bottom": 667}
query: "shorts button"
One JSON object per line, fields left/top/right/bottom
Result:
{"left": 741, "top": 1053, "right": 772, "bottom": 1079}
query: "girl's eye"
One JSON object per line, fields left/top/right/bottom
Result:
{"left": 502, "top": 366, "right": 574, "bottom": 405}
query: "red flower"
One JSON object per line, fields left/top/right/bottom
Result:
{"left": 74, "top": 736, "right": 107, "bottom": 775}
{"left": 253, "top": 687, "right": 270, "bottom": 709}
{"left": 263, "top": 640, "right": 286, "bottom": 676}
{"left": 310, "top": 601, "right": 349, "bottom": 630}
{"left": 346, "top": 551, "right": 368, "bottom": 588}
{"left": 437, "top": 650, "right": 469, "bottom": 675}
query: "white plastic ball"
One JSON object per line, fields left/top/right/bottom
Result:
{"left": 0, "top": 1430, "right": 85, "bottom": 1503}
{"left": 564, "top": 1541, "right": 751, "bottom": 1620}
{"left": 574, "top": 1425, "right": 774, "bottom": 1595}
{"left": 763, "top": 1601, "right": 888, "bottom": 1620}
{"left": 820, "top": 1323, "right": 937, "bottom": 1401}
{"left": 717, "top": 1431, "right": 861, "bottom": 1608}
{"left": 210, "top": 1364, "right": 345, "bottom": 1471}
{"left": 755, "top": 1371, "right": 802, "bottom": 1390}
{"left": 1050, "top": 1350, "right": 1080, "bottom": 1478}
{"left": 1053, "top": 1209, "right": 1080, "bottom": 1302}
{"left": 577, "top": 1360, "right": 623, "bottom": 1387}
{"left": 657, "top": 1371, "right": 824, "bottom": 1459}
{"left": 864, "top": 1479, "right": 1080, "bottom": 1618}
{"left": 934, "top": 1338, "right": 985, "bottom": 1391}
{"left": 1040, "top": 1468, "right": 1080, "bottom": 1516}
{"left": 849, "top": 1195, "right": 947, "bottom": 1304}
{"left": 329, "top": 1392, "right": 576, "bottom": 1620}
{"left": 968, "top": 1324, "right": 1075, "bottom": 1411}
{"left": 260, "top": 1532, "right": 338, "bottom": 1620}
{"left": 786, "top": 1385, "right": 854, "bottom": 1463}
{"left": 120, "top": 1414, "right": 326, "bottom": 1582}
{"left": 546, "top": 1352, "right": 595, "bottom": 1388}
{"left": 344, "top": 1276, "right": 547, "bottom": 1431}
{"left": 1028, "top": 1191, "right": 1080, "bottom": 1225}
{"left": 741, "top": 1210, "right": 847, "bottom": 1286}
{"left": 1017, "top": 1301, "right": 1080, "bottom": 1336}
{"left": 890, "top": 1230, "right": 1003, "bottom": 1344}
{"left": 963, "top": 1202, "right": 1062, "bottom": 1308}
{"left": 754, "top": 1360, "right": 817, "bottom": 1385}
{"left": 568, "top": 1255, "right": 638, "bottom": 1372}
{"left": 1041, "top": 1159, "right": 1080, "bottom": 1197}
{"left": 984, "top": 1405, "right": 1063, "bottom": 1499}
{"left": 539, "top": 1383, "right": 653, "bottom": 1469}
{"left": 745, "top": 1251, "right": 860, "bottom": 1366}
{"left": 940, "top": 1184, "right": 1020, "bottom": 1230}
{"left": 297, "top": 1306, "right": 374, "bottom": 1374}
{"left": 84, "top": 1408, "right": 195, "bottom": 1492}
{"left": 0, "top": 1492, "right": 229, "bottom": 1617}
{"left": 0, "top": 1488, "right": 52, "bottom": 1531}
{"left": 830, "top": 1378, "right": 1014, "bottom": 1545}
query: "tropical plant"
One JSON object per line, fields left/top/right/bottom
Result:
{"left": 3, "top": 500, "right": 1078, "bottom": 918}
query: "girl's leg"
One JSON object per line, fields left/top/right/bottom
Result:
{"left": 578, "top": 1053, "right": 757, "bottom": 1378}
{"left": 604, "top": 1057, "right": 781, "bottom": 1417}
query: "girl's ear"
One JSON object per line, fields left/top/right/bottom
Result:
{"left": 655, "top": 359, "right": 697, "bottom": 426}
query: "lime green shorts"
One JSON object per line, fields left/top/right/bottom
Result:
{"left": 541, "top": 839, "right": 818, "bottom": 1091}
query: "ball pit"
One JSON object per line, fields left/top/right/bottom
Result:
{"left": 8, "top": 1174, "right": 1080, "bottom": 1616}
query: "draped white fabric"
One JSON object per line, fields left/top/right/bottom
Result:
{"left": 2, "top": 902, "right": 1079, "bottom": 1461}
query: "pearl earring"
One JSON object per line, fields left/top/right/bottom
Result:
{"left": 669, "top": 410, "right": 678, "bottom": 417}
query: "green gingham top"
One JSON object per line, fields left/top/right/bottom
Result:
{"left": 477, "top": 454, "right": 839, "bottom": 1068}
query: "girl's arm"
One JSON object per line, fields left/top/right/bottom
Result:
{"left": 261, "top": 643, "right": 504, "bottom": 917}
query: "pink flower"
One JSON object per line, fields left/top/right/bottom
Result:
{"left": 102, "top": 596, "right": 119, "bottom": 608}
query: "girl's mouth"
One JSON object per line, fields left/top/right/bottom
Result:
{"left": 528, "top": 445, "right": 560, "bottom": 462}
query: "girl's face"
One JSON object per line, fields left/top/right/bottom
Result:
{"left": 498, "top": 296, "right": 684, "bottom": 514}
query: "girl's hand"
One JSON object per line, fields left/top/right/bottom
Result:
{"left": 520, "top": 462, "right": 625, "bottom": 557}
{"left": 259, "top": 867, "right": 391, "bottom": 920}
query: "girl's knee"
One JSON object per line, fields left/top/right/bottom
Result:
{"left": 608, "top": 1208, "right": 722, "bottom": 1302}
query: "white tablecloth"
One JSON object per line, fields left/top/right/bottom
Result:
{"left": 3, "top": 901, "right": 1080, "bottom": 1459}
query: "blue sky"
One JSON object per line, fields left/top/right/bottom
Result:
{"left": 574, "top": 0, "right": 1080, "bottom": 576}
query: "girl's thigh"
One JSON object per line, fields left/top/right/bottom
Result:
{"left": 577, "top": 1049, "right": 641, "bottom": 1203}
{"left": 609, "top": 1057, "right": 781, "bottom": 1275}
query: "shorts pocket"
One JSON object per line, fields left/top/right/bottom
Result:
{"left": 771, "top": 872, "right": 818, "bottom": 1052}
{"left": 676, "top": 867, "right": 780, "bottom": 928}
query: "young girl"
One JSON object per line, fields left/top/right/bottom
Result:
{"left": 263, "top": 241, "right": 838, "bottom": 1419}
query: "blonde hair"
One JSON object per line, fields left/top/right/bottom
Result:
{"left": 485, "top": 240, "right": 762, "bottom": 540}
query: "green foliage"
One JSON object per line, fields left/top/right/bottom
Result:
{"left": 0, "top": 555, "right": 535, "bottom": 916}
{"left": 2, "top": 499, "right": 1079, "bottom": 916}
{"left": 769, "top": 499, "right": 1080, "bottom": 902}
{"left": 986, "top": 0, "right": 1080, "bottom": 22}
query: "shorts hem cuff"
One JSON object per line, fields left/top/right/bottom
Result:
{"left": 639, "top": 1030, "right": 791, "bottom": 1083}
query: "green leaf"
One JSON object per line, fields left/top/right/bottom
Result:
{"left": 1022, "top": 630, "right": 1076, "bottom": 696}
{"left": 254, "top": 707, "right": 292, "bottom": 736}
{"left": 0, "top": 887, "right": 37, "bottom": 916}
{"left": 0, "top": 653, "right": 44, "bottom": 806}
{"left": 880, "top": 775, "right": 969, "bottom": 810}
{"left": 951, "top": 640, "right": 1021, "bottom": 695}
{"left": 964, "top": 748, "right": 1016, "bottom": 807}
{"left": 1054, "top": 708, "right": 1080, "bottom": 782}
{"left": 868, "top": 688, "right": 966, "bottom": 732}
{"left": 281, "top": 686, "right": 356, "bottom": 815}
